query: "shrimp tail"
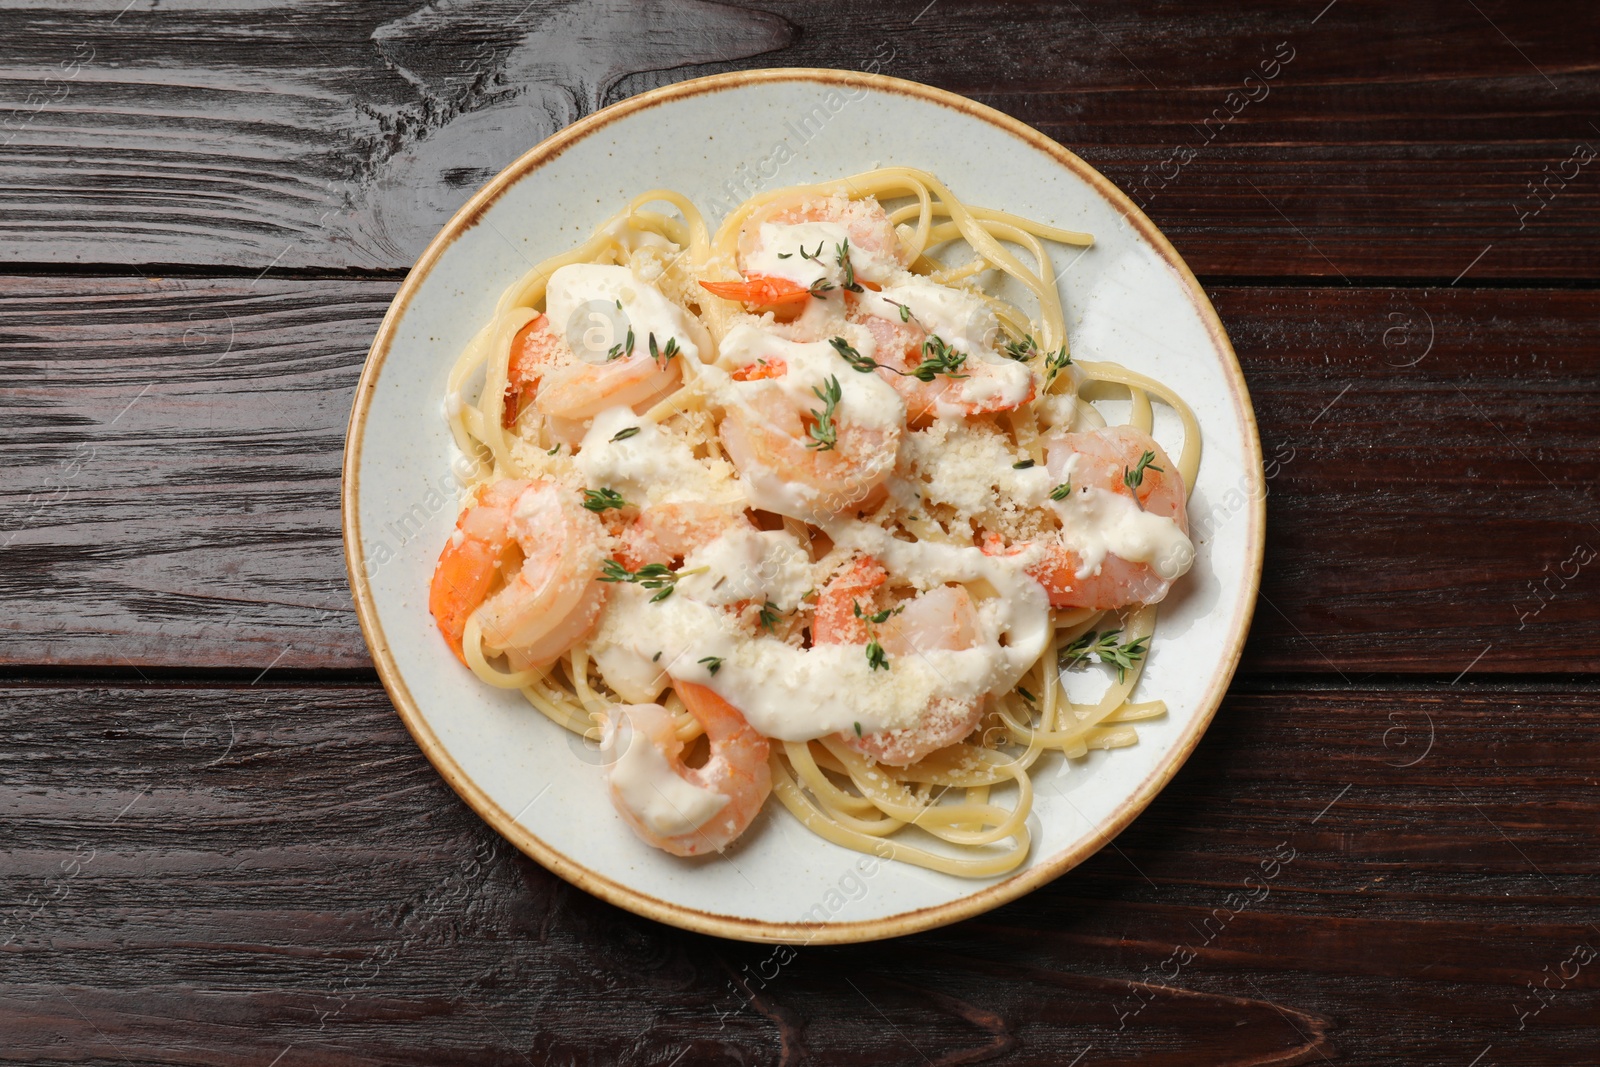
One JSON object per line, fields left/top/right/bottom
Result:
{"left": 699, "top": 275, "right": 812, "bottom": 307}
{"left": 429, "top": 537, "right": 500, "bottom": 665}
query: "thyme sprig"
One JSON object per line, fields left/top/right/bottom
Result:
{"left": 1061, "top": 628, "right": 1152, "bottom": 683}
{"left": 1123, "top": 451, "right": 1164, "bottom": 492}
{"left": 837, "top": 239, "right": 864, "bottom": 293}
{"left": 1044, "top": 344, "right": 1072, "bottom": 385}
{"left": 805, "top": 375, "right": 843, "bottom": 451}
{"left": 854, "top": 600, "right": 903, "bottom": 671}
{"left": 829, "top": 336, "right": 879, "bottom": 374}
{"left": 648, "top": 333, "right": 679, "bottom": 368}
{"left": 581, "top": 487, "right": 628, "bottom": 512}
{"left": 827, "top": 334, "right": 969, "bottom": 382}
{"left": 1002, "top": 332, "right": 1072, "bottom": 385}
{"left": 598, "top": 559, "right": 703, "bottom": 603}
{"left": 606, "top": 326, "right": 636, "bottom": 362}
{"left": 907, "top": 336, "right": 969, "bottom": 381}
{"left": 853, "top": 602, "right": 904, "bottom": 625}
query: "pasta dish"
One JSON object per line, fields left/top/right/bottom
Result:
{"left": 428, "top": 169, "right": 1198, "bottom": 877}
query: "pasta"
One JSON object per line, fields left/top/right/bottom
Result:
{"left": 429, "top": 168, "right": 1200, "bottom": 877}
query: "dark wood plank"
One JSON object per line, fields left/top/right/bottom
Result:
{"left": 1, "top": 681, "right": 1595, "bottom": 1064}
{"left": 1, "top": 1, "right": 1596, "bottom": 278}
{"left": 0, "top": 276, "right": 391, "bottom": 670}
{"left": 1219, "top": 284, "right": 1600, "bottom": 674}
{"left": 2, "top": 277, "right": 1597, "bottom": 672}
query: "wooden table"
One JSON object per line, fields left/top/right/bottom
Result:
{"left": 3, "top": 2, "right": 1597, "bottom": 1063}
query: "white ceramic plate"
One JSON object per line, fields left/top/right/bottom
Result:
{"left": 343, "top": 69, "right": 1264, "bottom": 944}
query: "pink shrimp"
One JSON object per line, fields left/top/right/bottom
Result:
{"left": 852, "top": 309, "right": 1036, "bottom": 426}
{"left": 606, "top": 684, "right": 772, "bottom": 856}
{"left": 617, "top": 501, "right": 743, "bottom": 570}
{"left": 428, "top": 478, "right": 610, "bottom": 669}
{"left": 813, "top": 556, "right": 987, "bottom": 766}
{"left": 699, "top": 193, "right": 904, "bottom": 320}
{"left": 501, "top": 315, "right": 566, "bottom": 429}
{"left": 985, "top": 426, "right": 1190, "bottom": 609}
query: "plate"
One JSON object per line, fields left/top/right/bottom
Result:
{"left": 342, "top": 69, "right": 1265, "bottom": 944}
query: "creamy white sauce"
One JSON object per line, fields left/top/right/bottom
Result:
{"left": 575, "top": 406, "right": 739, "bottom": 508}
{"left": 1050, "top": 483, "right": 1196, "bottom": 580}
{"left": 676, "top": 525, "right": 812, "bottom": 609}
{"left": 587, "top": 523, "right": 1050, "bottom": 741}
{"left": 743, "top": 221, "right": 851, "bottom": 289}
{"left": 545, "top": 263, "right": 703, "bottom": 366}
{"left": 607, "top": 705, "right": 728, "bottom": 836}
{"left": 1043, "top": 453, "right": 1195, "bottom": 579}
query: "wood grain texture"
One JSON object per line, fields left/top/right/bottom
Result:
{"left": 0, "top": 1, "right": 1596, "bottom": 278}
{"left": 3, "top": 277, "right": 1596, "bottom": 672}
{"left": 1, "top": 681, "right": 1594, "bottom": 1065}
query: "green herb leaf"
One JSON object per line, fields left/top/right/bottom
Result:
{"left": 647, "top": 333, "right": 679, "bottom": 369}
{"left": 1003, "top": 335, "right": 1040, "bottom": 362}
{"left": 806, "top": 375, "right": 842, "bottom": 452}
{"left": 808, "top": 278, "right": 836, "bottom": 300}
{"left": 610, "top": 426, "right": 641, "bottom": 443}
{"left": 908, "top": 335, "right": 969, "bottom": 381}
{"left": 1016, "top": 686, "right": 1037, "bottom": 704}
{"left": 852, "top": 599, "right": 904, "bottom": 625}
{"left": 837, "top": 239, "right": 864, "bottom": 293}
{"left": 866, "top": 641, "right": 890, "bottom": 671}
{"left": 829, "top": 336, "right": 880, "bottom": 374}
{"left": 1013, "top": 459, "right": 1035, "bottom": 469}
{"left": 581, "top": 487, "right": 628, "bottom": 512}
{"left": 885, "top": 299, "right": 912, "bottom": 323}
{"left": 1123, "top": 451, "right": 1164, "bottom": 492}
{"left": 758, "top": 600, "right": 780, "bottom": 633}
{"left": 1050, "top": 481, "right": 1072, "bottom": 501}
{"left": 546, "top": 444, "right": 561, "bottom": 455}
{"left": 1044, "top": 343, "right": 1072, "bottom": 385}
{"left": 776, "top": 252, "right": 793, "bottom": 259}
{"left": 854, "top": 721, "right": 863, "bottom": 737}
{"left": 598, "top": 558, "right": 691, "bottom": 602}
{"left": 698, "top": 655, "right": 723, "bottom": 676}
{"left": 1060, "top": 628, "right": 1152, "bottom": 684}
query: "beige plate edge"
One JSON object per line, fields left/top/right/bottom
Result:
{"left": 340, "top": 67, "right": 1268, "bottom": 945}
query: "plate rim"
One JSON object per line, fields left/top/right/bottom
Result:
{"left": 341, "top": 66, "right": 1266, "bottom": 944}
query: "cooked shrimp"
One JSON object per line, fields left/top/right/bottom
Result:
{"left": 986, "top": 426, "right": 1190, "bottom": 609}
{"left": 618, "top": 500, "right": 742, "bottom": 570}
{"left": 813, "top": 555, "right": 987, "bottom": 766}
{"left": 720, "top": 382, "right": 899, "bottom": 520}
{"left": 428, "top": 478, "right": 610, "bottom": 669}
{"left": 534, "top": 335, "right": 682, "bottom": 421}
{"left": 852, "top": 310, "right": 1035, "bottom": 425}
{"left": 606, "top": 683, "right": 772, "bottom": 856}
{"left": 744, "top": 193, "right": 905, "bottom": 280}
{"left": 501, "top": 315, "right": 567, "bottom": 428}
{"left": 699, "top": 193, "right": 906, "bottom": 313}
{"left": 715, "top": 327, "right": 904, "bottom": 520}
